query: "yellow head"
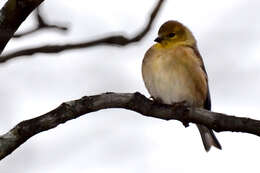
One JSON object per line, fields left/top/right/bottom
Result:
{"left": 154, "top": 20, "right": 196, "bottom": 48}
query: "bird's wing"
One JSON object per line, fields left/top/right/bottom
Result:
{"left": 188, "top": 45, "right": 211, "bottom": 111}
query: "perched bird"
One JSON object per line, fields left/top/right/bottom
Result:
{"left": 142, "top": 20, "right": 221, "bottom": 151}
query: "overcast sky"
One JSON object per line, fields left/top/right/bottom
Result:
{"left": 1, "top": 0, "right": 260, "bottom": 172}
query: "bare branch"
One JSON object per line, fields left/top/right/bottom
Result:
{"left": 1, "top": 92, "right": 260, "bottom": 160}
{"left": 0, "top": 0, "right": 164, "bottom": 63}
{"left": 0, "top": 0, "right": 45, "bottom": 54}
{"left": 13, "top": 7, "right": 68, "bottom": 38}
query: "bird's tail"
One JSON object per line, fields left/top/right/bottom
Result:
{"left": 196, "top": 124, "right": 222, "bottom": 152}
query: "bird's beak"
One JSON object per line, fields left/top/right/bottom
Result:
{"left": 154, "top": 37, "right": 163, "bottom": 43}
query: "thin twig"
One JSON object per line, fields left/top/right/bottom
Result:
{"left": 13, "top": 7, "right": 68, "bottom": 38}
{"left": 0, "top": 0, "right": 164, "bottom": 63}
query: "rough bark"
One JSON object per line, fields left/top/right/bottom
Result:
{"left": 1, "top": 92, "right": 260, "bottom": 160}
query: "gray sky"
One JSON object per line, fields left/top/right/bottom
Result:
{"left": 1, "top": 0, "right": 260, "bottom": 172}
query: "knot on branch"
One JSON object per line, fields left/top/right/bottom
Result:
{"left": 172, "top": 102, "right": 190, "bottom": 127}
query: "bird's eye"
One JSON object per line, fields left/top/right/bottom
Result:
{"left": 168, "top": 33, "right": 175, "bottom": 38}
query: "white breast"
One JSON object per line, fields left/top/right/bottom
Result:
{"left": 142, "top": 46, "right": 205, "bottom": 106}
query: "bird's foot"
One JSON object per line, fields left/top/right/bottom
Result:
{"left": 174, "top": 100, "right": 190, "bottom": 107}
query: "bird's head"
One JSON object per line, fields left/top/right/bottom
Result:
{"left": 154, "top": 20, "right": 196, "bottom": 47}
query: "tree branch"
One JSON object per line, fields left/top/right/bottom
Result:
{"left": 13, "top": 7, "right": 68, "bottom": 38}
{"left": 0, "top": 0, "right": 164, "bottom": 63}
{"left": 1, "top": 92, "right": 260, "bottom": 160}
{"left": 0, "top": 0, "right": 45, "bottom": 54}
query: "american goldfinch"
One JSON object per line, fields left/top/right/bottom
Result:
{"left": 142, "top": 20, "right": 221, "bottom": 151}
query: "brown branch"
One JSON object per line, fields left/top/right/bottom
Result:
{"left": 0, "top": 0, "right": 164, "bottom": 63}
{"left": 13, "top": 7, "right": 68, "bottom": 38}
{"left": 1, "top": 92, "right": 260, "bottom": 161}
{"left": 0, "top": 0, "right": 45, "bottom": 54}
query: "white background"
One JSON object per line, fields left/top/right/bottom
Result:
{"left": 1, "top": 0, "right": 260, "bottom": 172}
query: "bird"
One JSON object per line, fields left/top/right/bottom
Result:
{"left": 142, "top": 20, "right": 221, "bottom": 151}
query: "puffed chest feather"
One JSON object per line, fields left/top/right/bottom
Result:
{"left": 142, "top": 45, "right": 207, "bottom": 106}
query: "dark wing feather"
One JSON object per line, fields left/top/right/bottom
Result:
{"left": 188, "top": 45, "right": 211, "bottom": 111}
{"left": 187, "top": 45, "right": 221, "bottom": 151}
{"left": 189, "top": 45, "right": 221, "bottom": 151}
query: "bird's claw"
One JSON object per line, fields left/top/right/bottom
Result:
{"left": 182, "top": 121, "right": 189, "bottom": 128}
